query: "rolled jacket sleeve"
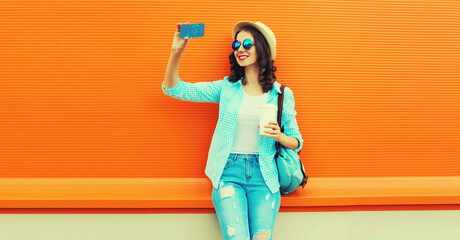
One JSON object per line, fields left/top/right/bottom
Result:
{"left": 162, "top": 77, "right": 224, "bottom": 104}
{"left": 281, "top": 87, "right": 304, "bottom": 153}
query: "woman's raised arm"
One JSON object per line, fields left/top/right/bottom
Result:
{"left": 163, "top": 22, "right": 191, "bottom": 90}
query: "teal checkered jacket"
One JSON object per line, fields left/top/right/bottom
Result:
{"left": 162, "top": 76, "right": 303, "bottom": 194}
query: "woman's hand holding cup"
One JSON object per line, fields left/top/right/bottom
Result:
{"left": 259, "top": 121, "right": 282, "bottom": 142}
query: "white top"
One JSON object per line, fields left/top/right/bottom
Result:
{"left": 230, "top": 89, "right": 270, "bottom": 154}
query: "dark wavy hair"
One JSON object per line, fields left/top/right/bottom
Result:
{"left": 228, "top": 26, "right": 277, "bottom": 93}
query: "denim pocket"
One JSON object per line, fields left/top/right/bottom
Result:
{"left": 224, "top": 155, "right": 236, "bottom": 170}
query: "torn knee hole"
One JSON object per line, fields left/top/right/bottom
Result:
{"left": 220, "top": 185, "right": 235, "bottom": 199}
{"left": 253, "top": 229, "right": 271, "bottom": 240}
{"left": 227, "top": 225, "right": 235, "bottom": 237}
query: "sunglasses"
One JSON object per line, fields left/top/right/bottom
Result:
{"left": 232, "top": 38, "right": 254, "bottom": 51}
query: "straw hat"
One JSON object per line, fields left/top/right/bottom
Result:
{"left": 232, "top": 21, "right": 277, "bottom": 60}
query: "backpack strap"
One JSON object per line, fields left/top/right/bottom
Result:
{"left": 275, "top": 85, "right": 286, "bottom": 157}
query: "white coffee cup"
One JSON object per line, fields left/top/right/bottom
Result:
{"left": 259, "top": 104, "right": 278, "bottom": 135}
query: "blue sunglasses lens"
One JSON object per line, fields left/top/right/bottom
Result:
{"left": 232, "top": 38, "right": 253, "bottom": 51}
{"left": 232, "top": 40, "right": 241, "bottom": 51}
{"left": 242, "top": 38, "right": 253, "bottom": 50}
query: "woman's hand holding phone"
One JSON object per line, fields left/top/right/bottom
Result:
{"left": 171, "top": 22, "right": 191, "bottom": 54}
{"left": 164, "top": 22, "right": 193, "bottom": 90}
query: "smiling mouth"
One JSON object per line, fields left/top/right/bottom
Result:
{"left": 239, "top": 56, "right": 248, "bottom": 60}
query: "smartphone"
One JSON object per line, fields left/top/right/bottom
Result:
{"left": 180, "top": 23, "right": 205, "bottom": 39}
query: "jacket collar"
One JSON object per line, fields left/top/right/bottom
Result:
{"left": 236, "top": 76, "right": 282, "bottom": 94}
{"left": 273, "top": 81, "right": 282, "bottom": 94}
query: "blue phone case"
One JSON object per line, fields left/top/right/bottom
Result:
{"left": 180, "top": 23, "right": 205, "bottom": 38}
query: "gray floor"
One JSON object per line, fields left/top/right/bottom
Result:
{"left": 1, "top": 210, "right": 459, "bottom": 240}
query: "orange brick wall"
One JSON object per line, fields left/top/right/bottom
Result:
{"left": 0, "top": 0, "right": 459, "bottom": 178}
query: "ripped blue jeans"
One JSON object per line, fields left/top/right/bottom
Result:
{"left": 212, "top": 153, "right": 281, "bottom": 240}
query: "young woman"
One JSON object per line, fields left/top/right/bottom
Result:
{"left": 162, "top": 21, "right": 303, "bottom": 240}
